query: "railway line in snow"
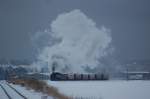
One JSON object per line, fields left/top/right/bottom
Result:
{"left": 0, "top": 81, "right": 27, "bottom": 99}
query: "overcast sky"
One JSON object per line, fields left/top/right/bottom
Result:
{"left": 0, "top": 0, "right": 150, "bottom": 61}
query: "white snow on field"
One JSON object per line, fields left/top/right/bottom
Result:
{"left": 47, "top": 80, "right": 150, "bottom": 99}
{"left": 10, "top": 83, "right": 53, "bottom": 99}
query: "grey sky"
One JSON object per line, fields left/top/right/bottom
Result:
{"left": 0, "top": 0, "right": 150, "bottom": 61}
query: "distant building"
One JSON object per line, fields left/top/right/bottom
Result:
{"left": 122, "top": 71, "right": 150, "bottom": 80}
{"left": 121, "top": 60, "right": 150, "bottom": 80}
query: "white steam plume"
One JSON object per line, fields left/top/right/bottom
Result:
{"left": 36, "top": 9, "right": 112, "bottom": 73}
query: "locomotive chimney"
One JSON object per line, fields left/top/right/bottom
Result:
{"left": 52, "top": 61, "right": 58, "bottom": 73}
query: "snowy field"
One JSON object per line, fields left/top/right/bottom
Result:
{"left": 0, "top": 81, "right": 52, "bottom": 99}
{"left": 47, "top": 80, "right": 150, "bottom": 99}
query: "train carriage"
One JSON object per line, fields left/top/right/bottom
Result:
{"left": 50, "top": 72, "right": 109, "bottom": 81}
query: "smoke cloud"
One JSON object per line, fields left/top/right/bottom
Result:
{"left": 35, "top": 9, "right": 113, "bottom": 73}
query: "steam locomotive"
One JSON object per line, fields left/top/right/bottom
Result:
{"left": 50, "top": 72, "right": 109, "bottom": 81}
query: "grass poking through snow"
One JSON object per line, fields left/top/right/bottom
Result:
{"left": 9, "top": 79, "right": 70, "bottom": 99}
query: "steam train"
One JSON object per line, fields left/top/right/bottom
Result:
{"left": 50, "top": 72, "right": 109, "bottom": 81}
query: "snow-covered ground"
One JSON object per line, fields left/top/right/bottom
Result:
{"left": 0, "top": 81, "right": 52, "bottom": 99}
{"left": 47, "top": 80, "right": 150, "bottom": 99}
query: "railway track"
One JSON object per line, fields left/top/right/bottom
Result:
{"left": 0, "top": 82, "right": 27, "bottom": 99}
{"left": 0, "top": 83, "right": 12, "bottom": 99}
